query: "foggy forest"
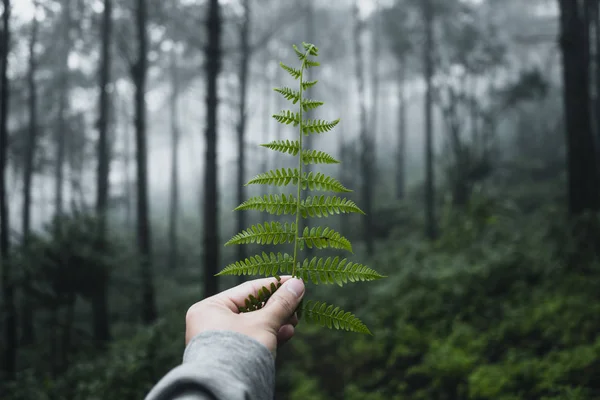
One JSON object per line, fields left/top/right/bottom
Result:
{"left": 1, "top": 0, "right": 600, "bottom": 399}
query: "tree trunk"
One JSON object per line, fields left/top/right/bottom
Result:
{"left": 168, "top": 48, "right": 180, "bottom": 271}
{"left": 121, "top": 95, "right": 133, "bottom": 229}
{"left": 135, "top": 0, "right": 157, "bottom": 323}
{"left": 21, "top": 4, "right": 40, "bottom": 345}
{"left": 0, "top": 0, "right": 17, "bottom": 383}
{"left": 93, "top": 0, "right": 113, "bottom": 343}
{"left": 396, "top": 58, "right": 406, "bottom": 200}
{"left": 353, "top": 1, "right": 374, "bottom": 256}
{"left": 55, "top": 0, "right": 72, "bottom": 218}
{"left": 236, "top": 0, "right": 250, "bottom": 280}
{"left": 423, "top": 0, "right": 438, "bottom": 239}
{"left": 203, "top": 0, "right": 222, "bottom": 298}
{"left": 559, "top": 0, "right": 600, "bottom": 215}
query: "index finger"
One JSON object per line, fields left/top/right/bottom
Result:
{"left": 213, "top": 276, "right": 294, "bottom": 313}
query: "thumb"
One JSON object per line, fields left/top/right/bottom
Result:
{"left": 261, "top": 278, "right": 305, "bottom": 328}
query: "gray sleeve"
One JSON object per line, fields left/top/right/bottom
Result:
{"left": 144, "top": 330, "right": 276, "bottom": 400}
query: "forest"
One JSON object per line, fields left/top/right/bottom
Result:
{"left": 1, "top": 0, "right": 599, "bottom": 399}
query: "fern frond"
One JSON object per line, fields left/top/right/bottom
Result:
{"left": 216, "top": 252, "right": 293, "bottom": 278}
{"left": 279, "top": 62, "right": 301, "bottom": 80}
{"left": 296, "top": 256, "right": 385, "bottom": 286}
{"left": 260, "top": 141, "right": 340, "bottom": 164}
{"left": 238, "top": 279, "right": 283, "bottom": 312}
{"left": 301, "top": 196, "right": 364, "bottom": 218}
{"left": 246, "top": 169, "right": 351, "bottom": 192}
{"left": 303, "top": 172, "right": 352, "bottom": 192}
{"left": 300, "top": 226, "right": 352, "bottom": 252}
{"left": 305, "top": 59, "right": 320, "bottom": 68}
{"left": 302, "top": 42, "right": 319, "bottom": 56}
{"left": 303, "top": 118, "right": 340, "bottom": 134}
{"left": 302, "top": 149, "right": 340, "bottom": 165}
{"left": 301, "top": 300, "right": 372, "bottom": 334}
{"left": 234, "top": 194, "right": 296, "bottom": 215}
{"left": 302, "top": 80, "right": 318, "bottom": 90}
{"left": 292, "top": 44, "right": 306, "bottom": 60}
{"left": 235, "top": 194, "right": 361, "bottom": 218}
{"left": 273, "top": 110, "right": 300, "bottom": 126}
{"left": 225, "top": 222, "right": 296, "bottom": 246}
{"left": 301, "top": 98, "right": 324, "bottom": 112}
{"left": 274, "top": 87, "right": 300, "bottom": 104}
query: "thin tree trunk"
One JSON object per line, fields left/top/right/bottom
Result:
{"left": 396, "top": 58, "right": 406, "bottom": 200}
{"left": 370, "top": 0, "right": 380, "bottom": 182}
{"left": 22, "top": 3, "right": 39, "bottom": 245}
{"left": 121, "top": 95, "right": 133, "bottom": 228}
{"left": 92, "top": 0, "right": 113, "bottom": 343}
{"left": 134, "top": 0, "right": 157, "bottom": 323}
{"left": 423, "top": 0, "right": 438, "bottom": 239}
{"left": 353, "top": 1, "right": 374, "bottom": 256}
{"left": 21, "top": 4, "right": 40, "bottom": 345}
{"left": 168, "top": 48, "right": 180, "bottom": 271}
{"left": 55, "top": 0, "right": 72, "bottom": 218}
{"left": 0, "top": 0, "right": 16, "bottom": 384}
{"left": 559, "top": 0, "right": 600, "bottom": 215}
{"left": 236, "top": 0, "right": 250, "bottom": 280}
{"left": 203, "top": 0, "right": 222, "bottom": 297}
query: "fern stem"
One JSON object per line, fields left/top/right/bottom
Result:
{"left": 292, "top": 48, "right": 311, "bottom": 277}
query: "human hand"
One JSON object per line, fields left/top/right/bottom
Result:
{"left": 185, "top": 276, "right": 306, "bottom": 357}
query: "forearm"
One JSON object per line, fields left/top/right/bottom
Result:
{"left": 144, "top": 331, "right": 276, "bottom": 400}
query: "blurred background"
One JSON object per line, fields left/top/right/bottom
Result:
{"left": 1, "top": 0, "right": 599, "bottom": 398}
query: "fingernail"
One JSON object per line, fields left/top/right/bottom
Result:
{"left": 286, "top": 278, "right": 305, "bottom": 298}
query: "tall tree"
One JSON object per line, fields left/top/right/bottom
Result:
{"left": 203, "top": 0, "right": 222, "bottom": 297}
{"left": 0, "top": 0, "right": 16, "bottom": 383}
{"left": 382, "top": 1, "right": 413, "bottom": 200}
{"left": 22, "top": 1, "right": 40, "bottom": 244}
{"left": 55, "top": 0, "right": 73, "bottom": 217}
{"left": 93, "top": 0, "right": 113, "bottom": 342}
{"left": 134, "top": 0, "right": 157, "bottom": 323}
{"left": 168, "top": 47, "right": 181, "bottom": 271}
{"left": 235, "top": 0, "right": 250, "bottom": 280}
{"left": 558, "top": 0, "right": 599, "bottom": 215}
{"left": 422, "top": 0, "right": 438, "bottom": 239}
{"left": 353, "top": 1, "right": 374, "bottom": 256}
{"left": 21, "top": 1, "right": 40, "bottom": 345}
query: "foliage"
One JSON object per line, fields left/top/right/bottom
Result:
{"left": 215, "top": 42, "right": 385, "bottom": 334}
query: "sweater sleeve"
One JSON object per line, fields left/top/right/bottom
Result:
{"left": 144, "top": 330, "right": 276, "bottom": 400}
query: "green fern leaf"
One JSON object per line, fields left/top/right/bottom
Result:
{"left": 302, "top": 149, "right": 340, "bottom": 165}
{"left": 300, "top": 226, "right": 352, "bottom": 252}
{"left": 216, "top": 252, "right": 293, "bottom": 278}
{"left": 302, "top": 42, "right": 319, "bottom": 55}
{"left": 246, "top": 169, "right": 351, "bottom": 193}
{"left": 260, "top": 140, "right": 300, "bottom": 156}
{"left": 292, "top": 44, "right": 306, "bottom": 61}
{"left": 301, "top": 195, "right": 364, "bottom": 218}
{"left": 303, "top": 172, "right": 351, "bottom": 192}
{"left": 260, "top": 141, "right": 340, "bottom": 165}
{"left": 296, "top": 256, "right": 385, "bottom": 286}
{"left": 302, "top": 80, "right": 318, "bottom": 90}
{"left": 274, "top": 87, "right": 300, "bottom": 104}
{"left": 273, "top": 110, "right": 300, "bottom": 126}
{"left": 225, "top": 222, "right": 296, "bottom": 246}
{"left": 279, "top": 62, "right": 301, "bottom": 80}
{"left": 301, "top": 300, "right": 372, "bottom": 335}
{"left": 234, "top": 194, "right": 297, "bottom": 215}
{"left": 305, "top": 59, "right": 320, "bottom": 68}
{"left": 301, "top": 98, "right": 324, "bottom": 112}
{"left": 238, "top": 279, "right": 283, "bottom": 312}
{"left": 303, "top": 118, "right": 340, "bottom": 134}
